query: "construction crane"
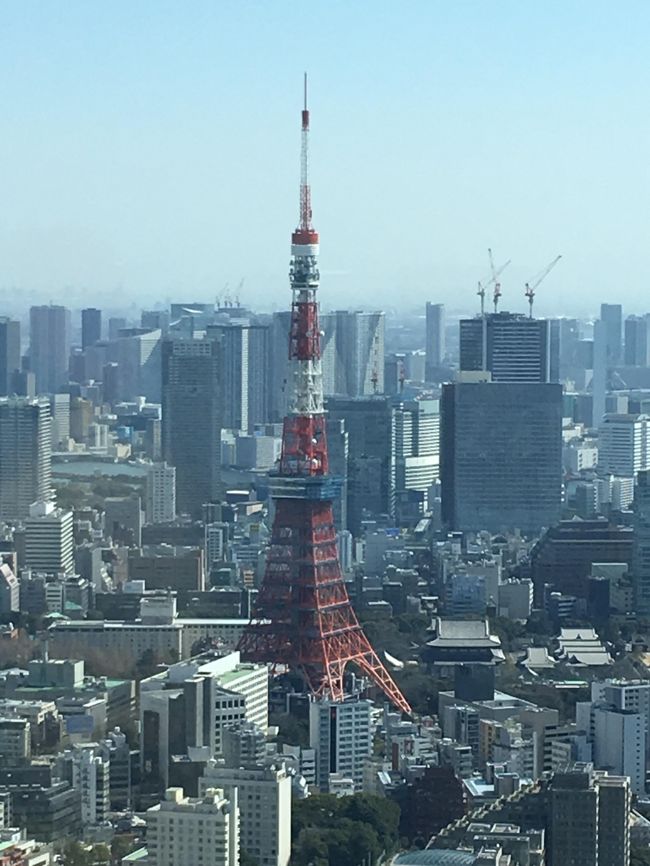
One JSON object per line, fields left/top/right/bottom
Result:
{"left": 524, "top": 255, "right": 562, "bottom": 317}
{"left": 488, "top": 248, "right": 504, "bottom": 313}
{"left": 477, "top": 253, "right": 511, "bottom": 315}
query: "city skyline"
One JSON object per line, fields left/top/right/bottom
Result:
{"left": 1, "top": 2, "right": 650, "bottom": 315}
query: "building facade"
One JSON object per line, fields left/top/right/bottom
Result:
{"left": 0, "top": 397, "right": 52, "bottom": 522}
{"left": 459, "top": 312, "right": 558, "bottom": 383}
{"left": 162, "top": 338, "right": 222, "bottom": 519}
{"left": 441, "top": 381, "right": 562, "bottom": 534}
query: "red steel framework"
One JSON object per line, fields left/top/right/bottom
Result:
{"left": 238, "top": 78, "right": 410, "bottom": 714}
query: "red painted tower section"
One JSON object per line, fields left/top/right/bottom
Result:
{"left": 238, "top": 79, "right": 410, "bottom": 713}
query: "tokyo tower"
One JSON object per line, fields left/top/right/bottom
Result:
{"left": 237, "top": 78, "right": 410, "bottom": 714}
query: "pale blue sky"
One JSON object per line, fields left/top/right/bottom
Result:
{"left": 1, "top": 1, "right": 649, "bottom": 316}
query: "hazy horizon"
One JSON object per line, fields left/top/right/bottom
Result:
{"left": 2, "top": 1, "right": 650, "bottom": 317}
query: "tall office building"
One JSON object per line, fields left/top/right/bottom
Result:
{"left": 207, "top": 323, "right": 271, "bottom": 432}
{"left": 425, "top": 302, "right": 445, "bottom": 379}
{"left": 633, "top": 470, "right": 650, "bottom": 614}
{"left": 146, "top": 786, "right": 239, "bottom": 866}
{"left": 549, "top": 764, "right": 630, "bottom": 866}
{"left": 459, "top": 312, "right": 558, "bottom": 382}
{"left": 29, "top": 305, "right": 71, "bottom": 394}
{"left": 81, "top": 308, "right": 102, "bottom": 350}
{"left": 601, "top": 302, "right": 623, "bottom": 366}
{"left": 592, "top": 318, "right": 608, "bottom": 428}
{"left": 162, "top": 338, "right": 222, "bottom": 519}
{"left": 271, "top": 310, "right": 385, "bottom": 416}
{"left": 309, "top": 695, "right": 372, "bottom": 792}
{"left": 441, "top": 381, "right": 562, "bottom": 534}
{"left": 0, "top": 318, "right": 20, "bottom": 396}
{"left": 24, "top": 501, "right": 75, "bottom": 575}
{"left": 332, "top": 310, "right": 385, "bottom": 395}
{"left": 393, "top": 397, "right": 440, "bottom": 523}
{"left": 624, "top": 314, "right": 650, "bottom": 366}
{"left": 327, "top": 395, "right": 394, "bottom": 535}
{"left": 269, "top": 311, "right": 292, "bottom": 423}
{"left": 0, "top": 397, "right": 52, "bottom": 522}
{"left": 107, "top": 328, "right": 162, "bottom": 402}
{"left": 200, "top": 762, "right": 291, "bottom": 866}
{"left": 598, "top": 413, "right": 650, "bottom": 477}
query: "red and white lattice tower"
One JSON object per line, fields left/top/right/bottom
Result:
{"left": 237, "top": 78, "right": 410, "bottom": 713}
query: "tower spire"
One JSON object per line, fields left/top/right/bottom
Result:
{"left": 238, "top": 81, "right": 410, "bottom": 714}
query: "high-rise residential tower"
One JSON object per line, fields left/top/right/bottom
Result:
{"left": 29, "top": 305, "right": 71, "bottom": 394}
{"left": 162, "top": 337, "right": 222, "bottom": 519}
{"left": 425, "top": 302, "right": 445, "bottom": 379}
{"left": 0, "top": 397, "right": 52, "bottom": 522}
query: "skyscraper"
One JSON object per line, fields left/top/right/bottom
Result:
{"left": 600, "top": 302, "right": 623, "bottom": 366}
{"left": 209, "top": 322, "right": 270, "bottom": 432}
{"left": 425, "top": 302, "right": 445, "bottom": 379}
{"left": 633, "top": 470, "right": 650, "bottom": 614}
{"left": 441, "top": 381, "right": 562, "bottom": 534}
{"left": 459, "top": 312, "right": 558, "bottom": 383}
{"left": 327, "top": 395, "right": 394, "bottom": 535}
{"left": 162, "top": 338, "right": 221, "bottom": 519}
{"left": 624, "top": 314, "right": 650, "bottom": 366}
{"left": 0, "top": 318, "right": 20, "bottom": 397}
{"left": 81, "top": 308, "right": 102, "bottom": 350}
{"left": 393, "top": 397, "right": 440, "bottom": 523}
{"left": 592, "top": 318, "right": 608, "bottom": 428}
{"left": 29, "top": 305, "right": 71, "bottom": 394}
{"left": 332, "top": 310, "right": 385, "bottom": 395}
{"left": 0, "top": 397, "right": 52, "bottom": 522}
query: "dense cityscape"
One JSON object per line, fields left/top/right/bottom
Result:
{"left": 3, "top": 4, "right": 650, "bottom": 866}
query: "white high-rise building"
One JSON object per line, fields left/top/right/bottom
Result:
{"left": 146, "top": 786, "right": 239, "bottom": 866}
{"left": 24, "top": 501, "right": 74, "bottom": 575}
{"left": 49, "top": 393, "right": 71, "bottom": 447}
{"left": 146, "top": 462, "right": 176, "bottom": 524}
{"left": 309, "top": 695, "right": 372, "bottom": 792}
{"left": 598, "top": 413, "right": 650, "bottom": 477}
{"left": 59, "top": 742, "right": 110, "bottom": 827}
{"left": 200, "top": 762, "right": 291, "bottom": 866}
{"left": 576, "top": 682, "right": 648, "bottom": 796}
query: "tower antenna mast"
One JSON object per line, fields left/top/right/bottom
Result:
{"left": 238, "top": 80, "right": 410, "bottom": 714}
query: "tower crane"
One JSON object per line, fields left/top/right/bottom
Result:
{"left": 477, "top": 254, "right": 511, "bottom": 315}
{"left": 524, "top": 255, "right": 562, "bottom": 317}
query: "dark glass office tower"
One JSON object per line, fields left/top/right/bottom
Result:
{"left": 459, "top": 311, "right": 558, "bottom": 383}
{"left": 0, "top": 318, "right": 20, "bottom": 396}
{"left": 81, "top": 308, "right": 102, "bottom": 349}
{"left": 162, "top": 338, "right": 221, "bottom": 519}
{"left": 441, "top": 381, "right": 562, "bottom": 534}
